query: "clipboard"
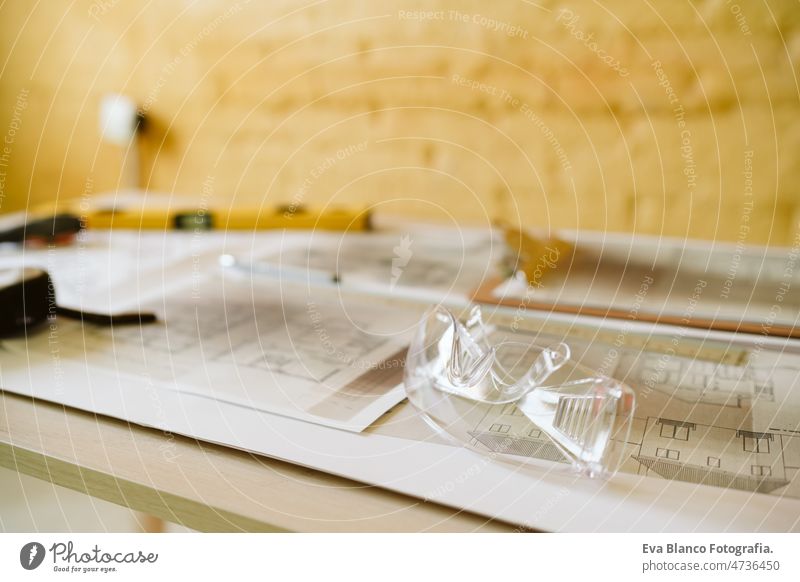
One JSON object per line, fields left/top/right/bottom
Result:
{"left": 474, "top": 228, "right": 800, "bottom": 339}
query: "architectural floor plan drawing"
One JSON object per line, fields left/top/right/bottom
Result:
{"left": 7, "top": 273, "right": 425, "bottom": 432}
{"left": 91, "top": 294, "right": 396, "bottom": 386}
{"left": 457, "top": 313, "right": 800, "bottom": 499}
{"left": 631, "top": 418, "right": 797, "bottom": 495}
{"left": 620, "top": 354, "right": 775, "bottom": 407}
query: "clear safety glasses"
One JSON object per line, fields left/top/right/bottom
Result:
{"left": 404, "top": 305, "right": 635, "bottom": 478}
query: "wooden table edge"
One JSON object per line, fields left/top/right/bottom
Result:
{"left": 0, "top": 391, "right": 520, "bottom": 533}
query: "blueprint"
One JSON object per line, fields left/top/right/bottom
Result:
{"left": 5, "top": 272, "right": 423, "bottom": 432}
{"left": 431, "top": 310, "right": 800, "bottom": 499}
{"left": 4, "top": 224, "right": 800, "bottom": 518}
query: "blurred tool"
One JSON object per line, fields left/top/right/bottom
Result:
{"left": 220, "top": 254, "right": 340, "bottom": 285}
{"left": 219, "top": 252, "right": 453, "bottom": 304}
{"left": 81, "top": 202, "right": 371, "bottom": 231}
{"left": 0, "top": 213, "right": 83, "bottom": 246}
{"left": 32, "top": 194, "right": 372, "bottom": 232}
{"left": 0, "top": 267, "right": 157, "bottom": 338}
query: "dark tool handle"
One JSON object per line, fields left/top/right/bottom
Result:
{"left": 0, "top": 213, "right": 83, "bottom": 244}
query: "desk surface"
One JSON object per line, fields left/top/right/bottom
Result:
{"left": 0, "top": 391, "right": 514, "bottom": 532}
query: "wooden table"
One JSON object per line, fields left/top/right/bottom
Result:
{"left": 0, "top": 391, "right": 515, "bottom": 532}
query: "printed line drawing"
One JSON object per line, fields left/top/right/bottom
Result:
{"left": 461, "top": 320, "right": 800, "bottom": 499}
{"left": 632, "top": 418, "right": 793, "bottom": 494}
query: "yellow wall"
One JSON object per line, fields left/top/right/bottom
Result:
{"left": 1, "top": 1, "right": 798, "bottom": 244}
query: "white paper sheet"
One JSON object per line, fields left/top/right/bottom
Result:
{"left": 1, "top": 226, "right": 442, "bottom": 431}
{"left": 3, "top": 270, "right": 424, "bottom": 432}
{"left": 3, "top": 226, "right": 800, "bottom": 530}
{"left": 493, "top": 230, "right": 800, "bottom": 329}
{"left": 2, "top": 326, "right": 799, "bottom": 532}
{"left": 255, "top": 228, "right": 501, "bottom": 299}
